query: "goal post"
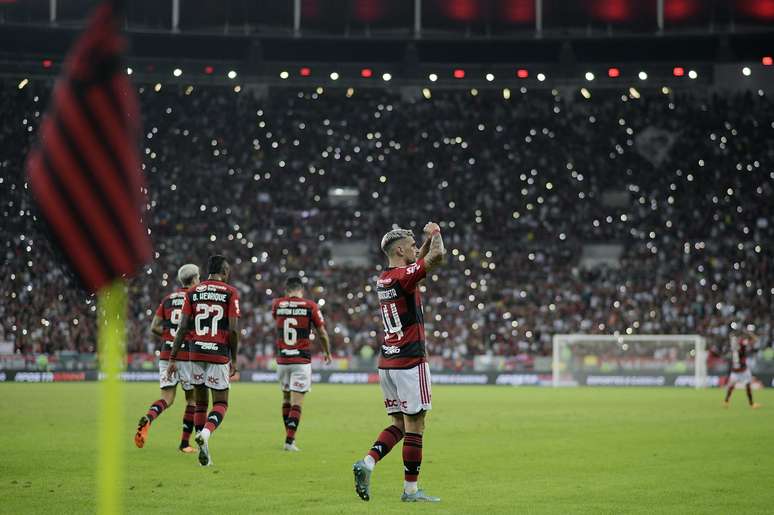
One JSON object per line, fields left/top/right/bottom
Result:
{"left": 552, "top": 334, "right": 707, "bottom": 388}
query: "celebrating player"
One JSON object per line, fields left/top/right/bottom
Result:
{"left": 353, "top": 222, "right": 446, "bottom": 503}
{"left": 271, "top": 276, "right": 332, "bottom": 451}
{"left": 167, "top": 255, "right": 240, "bottom": 466}
{"left": 134, "top": 263, "right": 200, "bottom": 452}
{"left": 723, "top": 329, "right": 762, "bottom": 409}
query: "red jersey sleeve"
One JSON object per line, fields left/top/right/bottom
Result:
{"left": 311, "top": 302, "right": 325, "bottom": 328}
{"left": 398, "top": 258, "right": 427, "bottom": 293}
{"left": 181, "top": 290, "right": 193, "bottom": 316}
{"left": 229, "top": 289, "right": 241, "bottom": 318}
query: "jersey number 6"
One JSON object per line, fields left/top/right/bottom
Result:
{"left": 283, "top": 318, "right": 298, "bottom": 346}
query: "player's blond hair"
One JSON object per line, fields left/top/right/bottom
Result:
{"left": 380, "top": 228, "right": 414, "bottom": 256}
{"left": 177, "top": 263, "right": 200, "bottom": 287}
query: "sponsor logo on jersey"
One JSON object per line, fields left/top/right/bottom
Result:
{"left": 195, "top": 342, "right": 219, "bottom": 351}
{"left": 382, "top": 345, "right": 401, "bottom": 355}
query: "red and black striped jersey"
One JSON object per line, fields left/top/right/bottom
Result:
{"left": 731, "top": 339, "right": 751, "bottom": 372}
{"left": 272, "top": 296, "right": 325, "bottom": 365}
{"left": 154, "top": 288, "right": 188, "bottom": 360}
{"left": 376, "top": 258, "right": 427, "bottom": 369}
{"left": 181, "top": 280, "right": 240, "bottom": 364}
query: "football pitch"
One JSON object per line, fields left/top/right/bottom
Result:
{"left": 2, "top": 384, "right": 773, "bottom": 514}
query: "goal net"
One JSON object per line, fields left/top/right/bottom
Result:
{"left": 552, "top": 334, "right": 707, "bottom": 388}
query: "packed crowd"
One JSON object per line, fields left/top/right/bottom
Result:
{"left": 2, "top": 79, "right": 773, "bottom": 370}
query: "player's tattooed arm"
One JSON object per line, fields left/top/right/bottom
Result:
{"left": 149, "top": 314, "right": 163, "bottom": 338}
{"left": 316, "top": 326, "right": 332, "bottom": 364}
{"left": 423, "top": 222, "right": 446, "bottom": 272}
{"left": 228, "top": 317, "right": 239, "bottom": 377}
{"left": 417, "top": 236, "right": 432, "bottom": 261}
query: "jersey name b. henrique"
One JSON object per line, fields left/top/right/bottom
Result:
{"left": 181, "top": 280, "right": 240, "bottom": 364}
{"left": 272, "top": 296, "right": 325, "bottom": 365}
{"left": 155, "top": 288, "right": 188, "bottom": 360}
{"left": 376, "top": 259, "right": 427, "bottom": 369}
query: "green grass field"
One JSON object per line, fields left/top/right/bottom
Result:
{"left": 2, "top": 384, "right": 773, "bottom": 514}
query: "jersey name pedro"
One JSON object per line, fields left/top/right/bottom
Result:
{"left": 272, "top": 296, "right": 325, "bottom": 365}
{"left": 155, "top": 288, "right": 188, "bottom": 360}
{"left": 376, "top": 259, "right": 427, "bottom": 369}
{"left": 181, "top": 280, "right": 240, "bottom": 364}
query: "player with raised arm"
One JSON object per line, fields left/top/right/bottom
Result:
{"left": 134, "top": 264, "right": 200, "bottom": 452}
{"left": 353, "top": 222, "right": 446, "bottom": 503}
{"left": 723, "top": 328, "right": 762, "bottom": 409}
{"left": 167, "top": 255, "right": 240, "bottom": 466}
{"left": 272, "top": 276, "right": 332, "bottom": 451}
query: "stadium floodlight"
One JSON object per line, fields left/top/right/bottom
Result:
{"left": 552, "top": 334, "right": 708, "bottom": 389}
{"left": 517, "top": 69, "right": 529, "bottom": 79}
{"left": 742, "top": 66, "right": 751, "bottom": 76}
{"left": 629, "top": 87, "right": 640, "bottom": 99}
{"left": 638, "top": 71, "right": 647, "bottom": 80}
{"left": 607, "top": 67, "right": 620, "bottom": 78}
{"left": 330, "top": 72, "right": 339, "bottom": 80}
{"left": 422, "top": 88, "right": 431, "bottom": 99}
{"left": 688, "top": 69, "right": 698, "bottom": 79}
{"left": 428, "top": 73, "right": 438, "bottom": 82}
{"left": 580, "top": 87, "right": 591, "bottom": 99}
{"left": 585, "top": 72, "right": 595, "bottom": 81}
{"left": 300, "top": 67, "right": 311, "bottom": 77}
{"left": 673, "top": 67, "right": 685, "bottom": 77}
{"left": 763, "top": 56, "right": 773, "bottom": 66}
{"left": 485, "top": 73, "right": 495, "bottom": 82}
{"left": 18, "top": 78, "right": 28, "bottom": 90}
{"left": 502, "top": 88, "right": 511, "bottom": 99}
{"left": 279, "top": 70, "right": 289, "bottom": 79}
{"left": 453, "top": 69, "right": 465, "bottom": 79}
{"left": 382, "top": 72, "right": 392, "bottom": 81}
{"left": 227, "top": 70, "right": 237, "bottom": 79}
{"left": 536, "top": 73, "right": 546, "bottom": 82}
{"left": 360, "top": 68, "right": 373, "bottom": 78}
{"left": 173, "top": 68, "right": 182, "bottom": 77}
{"left": 126, "top": 67, "right": 133, "bottom": 75}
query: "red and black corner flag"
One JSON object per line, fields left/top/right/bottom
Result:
{"left": 26, "top": 1, "right": 152, "bottom": 293}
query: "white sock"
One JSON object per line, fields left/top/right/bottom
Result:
{"left": 200, "top": 428, "right": 211, "bottom": 442}
{"left": 363, "top": 455, "right": 376, "bottom": 471}
{"left": 404, "top": 481, "right": 418, "bottom": 494}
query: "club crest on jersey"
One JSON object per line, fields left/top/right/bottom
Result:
{"left": 382, "top": 345, "right": 401, "bottom": 355}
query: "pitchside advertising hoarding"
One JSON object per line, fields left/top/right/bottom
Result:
{"left": 2, "top": 370, "right": 772, "bottom": 387}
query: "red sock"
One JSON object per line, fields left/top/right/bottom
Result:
{"left": 285, "top": 405, "right": 302, "bottom": 444}
{"left": 145, "top": 399, "right": 168, "bottom": 423}
{"left": 403, "top": 433, "right": 423, "bottom": 482}
{"left": 194, "top": 402, "right": 208, "bottom": 433}
{"left": 203, "top": 401, "right": 228, "bottom": 433}
{"left": 282, "top": 402, "right": 291, "bottom": 428}
{"left": 180, "top": 404, "right": 195, "bottom": 447}
{"left": 367, "top": 424, "right": 404, "bottom": 463}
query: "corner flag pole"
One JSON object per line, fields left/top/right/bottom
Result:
{"left": 97, "top": 279, "right": 127, "bottom": 514}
